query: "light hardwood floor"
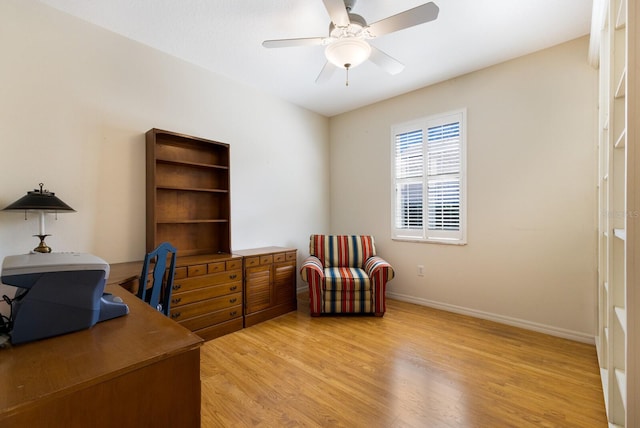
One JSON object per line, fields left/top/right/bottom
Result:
{"left": 200, "top": 297, "right": 607, "bottom": 427}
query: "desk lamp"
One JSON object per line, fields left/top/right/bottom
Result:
{"left": 2, "top": 183, "right": 75, "bottom": 253}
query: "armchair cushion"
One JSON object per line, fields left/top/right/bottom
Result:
{"left": 324, "top": 267, "right": 371, "bottom": 292}
{"left": 324, "top": 267, "right": 372, "bottom": 313}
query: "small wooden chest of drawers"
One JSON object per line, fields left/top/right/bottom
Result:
{"left": 169, "top": 254, "right": 243, "bottom": 341}
{"left": 235, "top": 247, "right": 297, "bottom": 328}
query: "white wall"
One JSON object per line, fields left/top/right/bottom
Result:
{"left": 0, "top": 1, "right": 329, "bottom": 290}
{"left": 328, "top": 37, "right": 598, "bottom": 341}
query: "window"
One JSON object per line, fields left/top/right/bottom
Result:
{"left": 391, "top": 109, "right": 466, "bottom": 244}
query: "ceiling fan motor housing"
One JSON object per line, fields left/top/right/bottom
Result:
{"left": 328, "top": 13, "right": 368, "bottom": 36}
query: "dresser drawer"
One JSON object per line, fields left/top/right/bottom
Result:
{"left": 245, "top": 256, "right": 260, "bottom": 268}
{"left": 169, "top": 292, "right": 242, "bottom": 322}
{"left": 273, "top": 252, "right": 286, "bottom": 263}
{"left": 226, "top": 259, "right": 242, "bottom": 270}
{"left": 171, "top": 280, "right": 242, "bottom": 307}
{"left": 285, "top": 251, "right": 296, "bottom": 261}
{"left": 178, "top": 304, "right": 242, "bottom": 331}
{"left": 260, "top": 255, "right": 273, "bottom": 265}
{"left": 187, "top": 264, "right": 207, "bottom": 277}
{"left": 207, "top": 261, "right": 225, "bottom": 273}
{"left": 172, "top": 269, "right": 242, "bottom": 293}
{"left": 174, "top": 266, "right": 188, "bottom": 279}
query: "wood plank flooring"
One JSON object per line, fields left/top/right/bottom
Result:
{"left": 200, "top": 297, "right": 607, "bottom": 427}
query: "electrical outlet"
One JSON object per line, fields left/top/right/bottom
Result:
{"left": 417, "top": 265, "right": 424, "bottom": 276}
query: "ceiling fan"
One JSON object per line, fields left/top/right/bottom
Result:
{"left": 262, "top": 0, "right": 439, "bottom": 85}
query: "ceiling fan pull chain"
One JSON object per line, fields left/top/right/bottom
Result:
{"left": 345, "top": 63, "right": 351, "bottom": 86}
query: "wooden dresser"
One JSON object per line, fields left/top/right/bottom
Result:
{"left": 108, "top": 246, "right": 297, "bottom": 338}
{"left": 235, "top": 247, "right": 297, "bottom": 327}
{"left": 109, "top": 254, "right": 244, "bottom": 341}
{"left": 170, "top": 254, "right": 243, "bottom": 341}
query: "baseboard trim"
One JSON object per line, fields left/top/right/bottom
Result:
{"left": 386, "top": 291, "right": 595, "bottom": 344}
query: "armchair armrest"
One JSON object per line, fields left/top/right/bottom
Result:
{"left": 300, "top": 256, "right": 324, "bottom": 282}
{"left": 365, "top": 256, "right": 394, "bottom": 315}
{"left": 364, "top": 256, "right": 395, "bottom": 282}
{"left": 300, "top": 256, "right": 325, "bottom": 316}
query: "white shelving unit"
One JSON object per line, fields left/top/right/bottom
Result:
{"left": 593, "top": 0, "right": 638, "bottom": 426}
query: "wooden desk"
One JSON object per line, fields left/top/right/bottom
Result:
{"left": 0, "top": 284, "right": 203, "bottom": 427}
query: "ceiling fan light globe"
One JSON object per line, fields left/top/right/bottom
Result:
{"left": 325, "top": 38, "right": 371, "bottom": 69}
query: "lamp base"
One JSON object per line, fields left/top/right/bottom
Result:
{"left": 33, "top": 235, "right": 52, "bottom": 253}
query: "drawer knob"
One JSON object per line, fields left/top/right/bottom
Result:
{"left": 230, "top": 298, "right": 237, "bottom": 304}
{"left": 230, "top": 274, "right": 237, "bottom": 279}
{"left": 230, "top": 311, "right": 237, "bottom": 316}
{"left": 171, "top": 297, "right": 182, "bottom": 304}
{"left": 172, "top": 284, "right": 182, "bottom": 291}
{"left": 230, "top": 285, "right": 238, "bottom": 291}
{"left": 171, "top": 312, "right": 181, "bottom": 319}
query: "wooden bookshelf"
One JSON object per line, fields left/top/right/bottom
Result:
{"left": 146, "top": 128, "right": 231, "bottom": 256}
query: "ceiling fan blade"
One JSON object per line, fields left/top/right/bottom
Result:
{"left": 367, "top": 2, "right": 439, "bottom": 37}
{"left": 262, "top": 37, "right": 324, "bottom": 48}
{"left": 369, "top": 46, "right": 405, "bottom": 75}
{"left": 322, "top": 0, "right": 350, "bottom": 27}
{"left": 315, "top": 61, "right": 337, "bottom": 83}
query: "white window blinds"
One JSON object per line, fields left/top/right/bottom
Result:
{"left": 394, "top": 129, "right": 424, "bottom": 231}
{"left": 391, "top": 110, "right": 466, "bottom": 243}
{"left": 427, "top": 121, "right": 461, "bottom": 233}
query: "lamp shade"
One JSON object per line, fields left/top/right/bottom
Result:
{"left": 325, "top": 38, "right": 372, "bottom": 69}
{"left": 3, "top": 183, "right": 75, "bottom": 213}
{"left": 2, "top": 183, "right": 75, "bottom": 253}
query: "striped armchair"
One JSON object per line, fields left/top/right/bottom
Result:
{"left": 300, "top": 235, "right": 395, "bottom": 317}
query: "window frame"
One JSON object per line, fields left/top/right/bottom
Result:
{"left": 390, "top": 108, "right": 467, "bottom": 245}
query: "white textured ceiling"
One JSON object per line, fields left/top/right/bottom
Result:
{"left": 38, "top": 0, "right": 593, "bottom": 117}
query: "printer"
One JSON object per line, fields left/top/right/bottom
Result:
{"left": 1, "top": 252, "right": 129, "bottom": 344}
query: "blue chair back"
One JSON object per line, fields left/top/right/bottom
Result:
{"left": 137, "top": 242, "right": 177, "bottom": 316}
